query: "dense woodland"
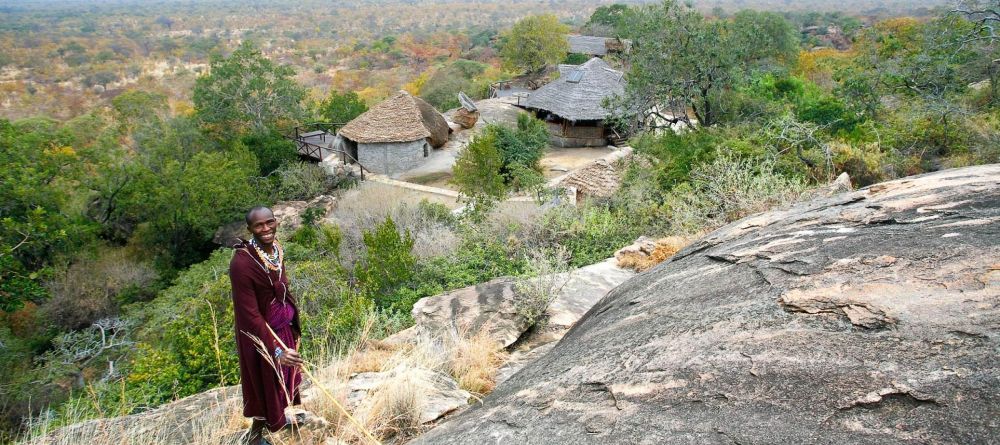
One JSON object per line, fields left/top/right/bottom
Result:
{"left": 1, "top": 0, "right": 997, "bottom": 442}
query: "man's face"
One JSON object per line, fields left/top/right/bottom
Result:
{"left": 247, "top": 209, "right": 279, "bottom": 246}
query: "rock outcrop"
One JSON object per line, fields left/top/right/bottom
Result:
{"left": 409, "top": 277, "right": 528, "bottom": 347}
{"left": 340, "top": 369, "right": 471, "bottom": 424}
{"left": 452, "top": 108, "right": 479, "bottom": 129}
{"left": 412, "top": 165, "right": 1000, "bottom": 444}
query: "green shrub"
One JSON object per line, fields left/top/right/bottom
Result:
{"left": 290, "top": 225, "right": 320, "bottom": 247}
{"left": 491, "top": 114, "right": 548, "bottom": 173}
{"left": 507, "top": 162, "right": 546, "bottom": 196}
{"left": 451, "top": 130, "right": 507, "bottom": 213}
{"left": 632, "top": 129, "right": 722, "bottom": 189}
{"left": 540, "top": 203, "right": 645, "bottom": 267}
{"left": 356, "top": 217, "right": 416, "bottom": 308}
{"left": 416, "top": 199, "right": 456, "bottom": 226}
{"left": 563, "top": 53, "right": 590, "bottom": 65}
{"left": 239, "top": 130, "right": 298, "bottom": 176}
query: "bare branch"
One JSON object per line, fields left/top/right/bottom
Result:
{"left": 0, "top": 230, "right": 30, "bottom": 259}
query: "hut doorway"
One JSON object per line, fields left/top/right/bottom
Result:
{"left": 343, "top": 138, "right": 359, "bottom": 163}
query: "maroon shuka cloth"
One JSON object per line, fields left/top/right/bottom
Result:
{"left": 229, "top": 240, "right": 302, "bottom": 432}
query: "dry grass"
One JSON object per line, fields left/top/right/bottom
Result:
{"left": 616, "top": 236, "right": 696, "bottom": 272}
{"left": 331, "top": 182, "right": 462, "bottom": 265}
{"left": 345, "top": 342, "right": 399, "bottom": 375}
{"left": 447, "top": 329, "right": 509, "bottom": 395}
{"left": 22, "top": 313, "right": 512, "bottom": 445}
{"left": 357, "top": 365, "right": 427, "bottom": 440}
{"left": 20, "top": 388, "right": 247, "bottom": 445}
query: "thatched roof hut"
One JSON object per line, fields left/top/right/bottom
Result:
{"left": 524, "top": 57, "right": 624, "bottom": 123}
{"left": 338, "top": 90, "right": 450, "bottom": 148}
{"left": 557, "top": 159, "right": 622, "bottom": 200}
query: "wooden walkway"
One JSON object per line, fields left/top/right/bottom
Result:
{"left": 283, "top": 123, "right": 369, "bottom": 180}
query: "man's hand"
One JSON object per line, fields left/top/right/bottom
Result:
{"left": 277, "top": 348, "right": 304, "bottom": 368}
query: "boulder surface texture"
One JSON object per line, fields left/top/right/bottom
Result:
{"left": 413, "top": 165, "right": 1000, "bottom": 444}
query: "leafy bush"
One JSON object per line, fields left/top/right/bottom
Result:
{"left": 491, "top": 113, "right": 548, "bottom": 174}
{"left": 451, "top": 130, "right": 507, "bottom": 212}
{"left": 272, "top": 161, "right": 352, "bottom": 201}
{"left": 239, "top": 130, "right": 298, "bottom": 176}
{"left": 632, "top": 129, "right": 723, "bottom": 189}
{"left": 563, "top": 53, "right": 590, "bottom": 65}
{"left": 540, "top": 202, "right": 646, "bottom": 267}
{"left": 664, "top": 154, "right": 807, "bottom": 233}
{"left": 355, "top": 217, "right": 417, "bottom": 310}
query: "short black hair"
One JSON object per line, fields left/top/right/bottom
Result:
{"left": 245, "top": 206, "right": 273, "bottom": 226}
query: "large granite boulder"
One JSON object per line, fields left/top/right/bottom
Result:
{"left": 410, "top": 277, "right": 527, "bottom": 347}
{"left": 412, "top": 165, "right": 1000, "bottom": 444}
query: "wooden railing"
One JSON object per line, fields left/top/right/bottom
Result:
{"left": 289, "top": 122, "right": 345, "bottom": 140}
{"left": 280, "top": 122, "right": 367, "bottom": 180}
{"left": 488, "top": 80, "right": 514, "bottom": 98}
{"left": 291, "top": 138, "right": 368, "bottom": 181}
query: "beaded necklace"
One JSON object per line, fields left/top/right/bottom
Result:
{"left": 250, "top": 238, "right": 283, "bottom": 272}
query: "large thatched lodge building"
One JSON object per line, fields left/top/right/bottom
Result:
{"left": 523, "top": 57, "right": 625, "bottom": 148}
{"left": 334, "top": 90, "right": 450, "bottom": 176}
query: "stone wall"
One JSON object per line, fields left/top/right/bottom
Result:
{"left": 357, "top": 139, "right": 430, "bottom": 176}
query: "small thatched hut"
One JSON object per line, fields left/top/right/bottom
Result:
{"left": 334, "top": 91, "right": 450, "bottom": 175}
{"left": 523, "top": 57, "right": 626, "bottom": 148}
{"left": 556, "top": 159, "right": 622, "bottom": 202}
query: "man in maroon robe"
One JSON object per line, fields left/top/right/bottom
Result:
{"left": 230, "top": 206, "right": 304, "bottom": 445}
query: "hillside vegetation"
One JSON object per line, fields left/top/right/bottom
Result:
{"left": 1, "top": 0, "right": 997, "bottom": 443}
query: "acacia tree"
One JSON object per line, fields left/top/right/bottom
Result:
{"left": 316, "top": 90, "right": 368, "bottom": 123}
{"left": 499, "top": 14, "right": 570, "bottom": 76}
{"left": 618, "top": 1, "right": 797, "bottom": 128}
{"left": 193, "top": 41, "right": 306, "bottom": 136}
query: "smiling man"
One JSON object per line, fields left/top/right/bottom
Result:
{"left": 229, "top": 206, "right": 305, "bottom": 445}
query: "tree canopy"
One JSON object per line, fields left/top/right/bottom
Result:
{"left": 499, "top": 14, "right": 570, "bottom": 75}
{"left": 618, "top": 1, "right": 798, "bottom": 127}
{"left": 193, "top": 41, "right": 307, "bottom": 135}
{"left": 316, "top": 90, "right": 369, "bottom": 124}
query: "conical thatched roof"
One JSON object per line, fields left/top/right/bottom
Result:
{"left": 557, "top": 159, "right": 622, "bottom": 198}
{"left": 338, "top": 91, "right": 450, "bottom": 147}
{"left": 525, "top": 57, "right": 624, "bottom": 122}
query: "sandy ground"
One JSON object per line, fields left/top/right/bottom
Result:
{"left": 540, "top": 146, "right": 617, "bottom": 179}
{"left": 397, "top": 99, "right": 615, "bottom": 186}
{"left": 398, "top": 98, "right": 529, "bottom": 184}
